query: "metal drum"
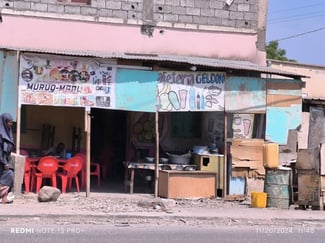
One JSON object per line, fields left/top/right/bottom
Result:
{"left": 264, "top": 167, "right": 292, "bottom": 209}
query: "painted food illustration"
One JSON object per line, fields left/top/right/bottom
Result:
{"left": 168, "top": 91, "right": 180, "bottom": 110}
{"left": 21, "top": 69, "right": 33, "bottom": 82}
{"left": 158, "top": 83, "right": 171, "bottom": 110}
{"left": 159, "top": 93, "right": 170, "bottom": 110}
{"left": 79, "top": 71, "right": 90, "bottom": 82}
{"left": 133, "top": 113, "right": 155, "bottom": 143}
{"left": 205, "top": 85, "right": 222, "bottom": 107}
{"left": 158, "top": 83, "right": 181, "bottom": 110}
{"left": 22, "top": 93, "right": 37, "bottom": 104}
{"left": 37, "top": 93, "right": 54, "bottom": 105}
{"left": 60, "top": 69, "right": 70, "bottom": 81}
{"left": 80, "top": 96, "right": 95, "bottom": 106}
{"left": 70, "top": 70, "right": 79, "bottom": 82}
{"left": 49, "top": 68, "right": 61, "bottom": 80}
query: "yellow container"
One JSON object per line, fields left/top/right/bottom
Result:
{"left": 263, "top": 143, "right": 279, "bottom": 168}
{"left": 251, "top": 191, "right": 267, "bottom": 208}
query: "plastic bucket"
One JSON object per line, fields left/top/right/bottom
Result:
{"left": 264, "top": 167, "right": 291, "bottom": 209}
{"left": 263, "top": 143, "right": 279, "bottom": 168}
{"left": 251, "top": 192, "right": 267, "bottom": 208}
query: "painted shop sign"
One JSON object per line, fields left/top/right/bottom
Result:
{"left": 18, "top": 55, "right": 225, "bottom": 112}
{"left": 157, "top": 71, "right": 225, "bottom": 111}
{"left": 18, "top": 54, "right": 116, "bottom": 108}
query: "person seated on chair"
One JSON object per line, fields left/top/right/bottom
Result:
{"left": 44, "top": 142, "right": 66, "bottom": 159}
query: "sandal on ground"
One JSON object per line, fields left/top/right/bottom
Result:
{"left": 0, "top": 198, "right": 14, "bottom": 204}
{"left": 7, "top": 194, "right": 15, "bottom": 201}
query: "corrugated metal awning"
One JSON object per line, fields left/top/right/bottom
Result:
{"left": 113, "top": 52, "right": 307, "bottom": 79}
{"left": 2, "top": 45, "right": 307, "bottom": 79}
{"left": 303, "top": 97, "right": 325, "bottom": 102}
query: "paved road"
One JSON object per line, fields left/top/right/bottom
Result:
{"left": 1, "top": 224, "right": 325, "bottom": 243}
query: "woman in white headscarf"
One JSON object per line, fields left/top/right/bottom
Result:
{"left": 0, "top": 113, "right": 15, "bottom": 203}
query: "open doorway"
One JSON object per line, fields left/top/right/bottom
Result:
{"left": 90, "top": 108, "right": 127, "bottom": 188}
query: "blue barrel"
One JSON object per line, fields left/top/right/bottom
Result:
{"left": 264, "top": 167, "right": 291, "bottom": 209}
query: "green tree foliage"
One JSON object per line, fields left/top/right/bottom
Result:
{"left": 266, "top": 41, "right": 296, "bottom": 62}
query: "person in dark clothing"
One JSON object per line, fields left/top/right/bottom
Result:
{"left": 0, "top": 113, "right": 15, "bottom": 203}
{"left": 44, "top": 142, "right": 66, "bottom": 159}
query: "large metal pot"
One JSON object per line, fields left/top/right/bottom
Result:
{"left": 166, "top": 152, "right": 191, "bottom": 165}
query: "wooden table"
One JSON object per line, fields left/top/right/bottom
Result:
{"left": 124, "top": 162, "right": 196, "bottom": 193}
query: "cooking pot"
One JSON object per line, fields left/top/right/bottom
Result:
{"left": 145, "top": 157, "right": 169, "bottom": 163}
{"left": 166, "top": 152, "right": 191, "bottom": 165}
{"left": 183, "top": 165, "right": 195, "bottom": 171}
{"left": 160, "top": 165, "right": 172, "bottom": 170}
{"left": 145, "top": 157, "right": 155, "bottom": 163}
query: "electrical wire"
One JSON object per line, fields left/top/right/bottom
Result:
{"left": 268, "top": 1, "right": 325, "bottom": 25}
{"left": 267, "top": 1, "right": 325, "bottom": 42}
{"left": 270, "top": 2, "right": 325, "bottom": 14}
{"left": 267, "top": 26, "right": 325, "bottom": 43}
{"left": 269, "top": 13, "right": 325, "bottom": 25}
{"left": 268, "top": 11, "right": 325, "bottom": 24}
{"left": 267, "top": 1, "right": 325, "bottom": 64}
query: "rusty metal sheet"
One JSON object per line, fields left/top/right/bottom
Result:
{"left": 297, "top": 173, "right": 320, "bottom": 206}
{"left": 308, "top": 107, "right": 324, "bottom": 148}
{"left": 296, "top": 147, "right": 320, "bottom": 170}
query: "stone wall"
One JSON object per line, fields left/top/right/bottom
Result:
{"left": 0, "top": 0, "right": 258, "bottom": 32}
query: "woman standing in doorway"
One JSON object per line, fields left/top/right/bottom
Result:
{"left": 0, "top": 113, "right": 15, "bottom": 203}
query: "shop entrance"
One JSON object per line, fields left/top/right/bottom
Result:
{"left": 19, "top": 105, "right": 128, "bottom": 193}
{"left": 90, "top": 108, "right": 127, "bottom": 188}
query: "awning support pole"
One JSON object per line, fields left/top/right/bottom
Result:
{"left": 154, "top": 110, "right": 159, "bottom": 198}
{"left": 85, "top": 109, "right": 91, "bottom": 197}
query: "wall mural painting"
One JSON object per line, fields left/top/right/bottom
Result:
{"left": 18, "top": 54, "right": 116, "bottom": 108}
{"left": 157, "top": 71, "right": 225, "bottom": 112}
{"left": 232, "top": 114, "right": 254, "bottom": 139}
{"left": 132, "top": 112, "right": 155, "bottom": 144}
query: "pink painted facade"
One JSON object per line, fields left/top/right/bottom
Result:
{"left": 0, "top": 14, "right": 264, "bottom": 64}
{"left": 270, "top": 60, "right": 325, "bottom": 99}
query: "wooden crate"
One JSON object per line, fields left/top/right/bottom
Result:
{"left": 158, "top": 170, "right": 216, "bottom": 199}
{"left": 192, "top": 154, "right": 224, "bottom": 194}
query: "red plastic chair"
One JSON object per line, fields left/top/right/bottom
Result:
{"left": 24, "top": 159, "right": 31, "bottom": 192}
{"left": 22, "top": 149, "right": 31, "bottom": 194}
{"left": 27, "top": 157, "right": 42, "bottom": 193}
{"left": 97, "top": 147, "right": 114, "bottom": 180}
{"left": 75, "top": 153, "right": 101, "bottom": 188}
{"left": 35, "top": 156, "right": 59, "bottom": 193}
{"left": 57, "top": 156, "right": 83, "bottom": 193}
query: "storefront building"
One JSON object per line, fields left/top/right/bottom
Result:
{"left": 0, "top": 1, "right": 305, "bottom": 197}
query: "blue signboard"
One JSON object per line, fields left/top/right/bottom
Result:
{"left": 115, "top": 69, "right": 159, "bottom": 112}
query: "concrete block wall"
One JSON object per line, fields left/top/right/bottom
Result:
{"left": 0, "top": 0, "right": 258, "bottom": 32}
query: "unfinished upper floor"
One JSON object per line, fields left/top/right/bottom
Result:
{"left": 1, "top": 0, "right": 261, "bottom": 32}
{"left": 0, "top": 0, "right": 268, "bottom": 64}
